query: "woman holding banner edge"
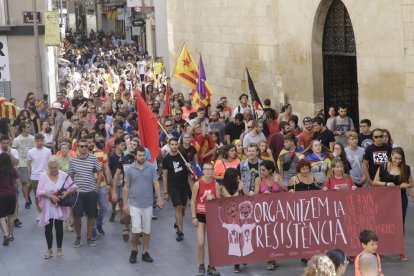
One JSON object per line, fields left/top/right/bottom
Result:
{"left": 372, "top": 147, "right": 413, "bottom": 261}
{"left": 253, "top": 160, "right": 286, "bottom": 270}
{"left": 190, "top": 162, "right": 221, "bottom": 276}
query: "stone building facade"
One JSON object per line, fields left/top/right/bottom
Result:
{"left": 167, "top": 0, "right": 414, "bottom": 169}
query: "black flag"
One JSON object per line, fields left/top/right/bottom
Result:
{"left": 246, "top": 68, "right": 264, "bottom": 111}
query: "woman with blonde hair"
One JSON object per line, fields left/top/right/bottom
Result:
{"left": 36, "top": 156, "right": 77, "bottom": 258}
{"left": 233, "top": 139, "right": 245, "bottom": 160}
{"left": 303, "top": 255, "right": 336, "bottom": 276}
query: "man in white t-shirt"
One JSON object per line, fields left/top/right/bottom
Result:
{"left": 12, "top": 121, "right": 35, "bottom": 210}
{"left": 137, "top": 58, "right": 146, "bottom": 82}
{"left": 27, "top": 133, "right": 52, "bottom": 220}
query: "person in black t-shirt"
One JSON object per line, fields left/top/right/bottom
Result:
{"left": 162, "top": 138, "right": 191, "bottom": 242}
{"left": 363, "top": 128, "right": 393, "bottom": 185}
{"left": 312, "top": 116, "right": 335, "bottom": 151}
{"left": 112, "top": 139, "right": 138, "bottom": 242}
{"left": 224, "top": 113, "right": 245, "bottom": 144}
{"left": 358, "top": 119, "right": 373, "bottom": 149}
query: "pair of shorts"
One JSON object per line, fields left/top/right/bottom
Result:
{"left": 129, "top": 205, "right": 153, "bottom": 234}
{"left": 73, "top": 191, "right": 98, "bottom": 218}
{"left": 196, "top": 213, "right": 206, "bottom": 224}
{"left": 0, "top": 194, "right": 16, "bottom": 218}
{"left": 17, "top": 167, "right": 28, "bottom": 183}
{"left": 169, "top": 186, "right": 189, "bottom": 207}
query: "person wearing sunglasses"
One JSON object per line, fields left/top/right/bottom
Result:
{"left": 67, "top": 139, "right": 102, "bottom": 248}
{"left": 363, "top": 128, "right": 392, "bottom": 187}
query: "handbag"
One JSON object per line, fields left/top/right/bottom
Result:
{"left": 55, "top": 174, "right": 79, "bottom": 207}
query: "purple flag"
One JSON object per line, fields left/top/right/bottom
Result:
{"left": 196, "top": 54, "right": 207, "bottom": 99}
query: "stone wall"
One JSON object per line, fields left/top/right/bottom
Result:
{"left": 167, "top": 0, "right": 414, "bottom": 183}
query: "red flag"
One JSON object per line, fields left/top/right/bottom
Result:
{"left": 164, "top": 82, "right": 171, "bottom": 117}
{"left": 136, "top": 90, "right": 160, "bottom": 163}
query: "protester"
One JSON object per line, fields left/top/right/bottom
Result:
{"left": 213, "top": 144, "right": 240, "bottom": 182}
{"left": 67, "top": 139, "right": 102, "bottom": 247}
{"left": 278, "top": 133, "right": 303, "bottom": 185}
{"left": 123, "top": 146, "right": 163, "bottom": 264}
{"left": 288, "top": 159, "right": 320, "bottom": 192}
{"left": 36, "top": 157, "right": 77, "bottom": 258}
{"left": 355, "top": 230, "right": 384, "bottom": 276}
{"left": 326, "top": 248, "right": 348, "bottom": 276}
{"left": 304, "top": 140, "right": 331, "bottom": 188}
{"left": 162, "top": 137, "right": 192, "bottom": 241}
{"left": 190, "top": 162, "right": 220, "bottom": 275}
{"left": 303, "top": 254, "right": 336, "bottom": 276}
{"left": 372, "top": 147, "right": 412, "bottom": 261}
{"left": 0, "top": 153, "right": 20, "bottom": 246}
{"left": 322, "top": 159, "right": 357, "bottom": 191}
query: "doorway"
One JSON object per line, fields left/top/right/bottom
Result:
{"left": 322, "top": 0, "right": 359, "bottom": 126}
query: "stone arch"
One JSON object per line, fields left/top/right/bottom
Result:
{"left": 311, "top": 0, "right": 359, "bottom": 124}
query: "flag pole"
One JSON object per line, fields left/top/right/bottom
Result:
{"left": 156, "top": 120, "right": 195, "bottom": 174}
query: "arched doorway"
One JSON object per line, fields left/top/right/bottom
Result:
{"left": 322, "top": 0, "right": 359, "bottom": 125}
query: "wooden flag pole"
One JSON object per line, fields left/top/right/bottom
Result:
{"left": 157, "top": 120, "right": 195, "bottom": 175}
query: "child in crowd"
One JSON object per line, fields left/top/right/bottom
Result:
{"left": 354, "top": 230, "right": 384, "bottom": 276}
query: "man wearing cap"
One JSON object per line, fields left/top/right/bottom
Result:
{"left": 298, "top": 117, "right": 315, "bottom": 150}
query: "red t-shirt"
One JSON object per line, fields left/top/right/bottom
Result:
{"left": 298, "top": 130, "right": 315, "bottom": 150}
{"left": 324, "top": 176, "right": 355, "bottom": 190}
{"left": 196, "top": 178, "right": 217, "bottom": 214}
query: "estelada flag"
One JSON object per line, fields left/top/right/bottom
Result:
{"left": 0, "top": 97, "right": 19, "bottom": 119}
{"left": 173, "top": 44, "right": 198, "bottom": 89}
{"left": 136, "top": 90, "right": 160, "bottom": 163}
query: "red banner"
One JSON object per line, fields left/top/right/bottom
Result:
{"left": 206, "top": 187, "right": 403, "bottom": 267}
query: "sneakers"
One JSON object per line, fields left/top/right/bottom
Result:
{"left": 197, "top": 264, "right": 206, "bottom": 276}
{"left": 25, "top": 202, "right": 31, "bottom": 209}
{"left": 96, "top": 226, "right": 105, "bottom": 236}
{"left": 86, "top": 239, "right": 96, "bottom": 247}
{"left": 3, "top": 236, "right": 9, "bottom": 246}
{"left": 73, "top": 237, "right": 81, "bottom": 248}
{"left": 91, "top": 229, "right": 97, "bottom": 241}
{"left": 176, "top": 231, "right": 184, "bottom": 242}
{"left": 207, "top": 265, "right": 220, "bottom": 276}
{"left": 14, "top": 219, "right": 22, "bottom": 227}
{"left": 36, "top": 213, "right": 40, "bottom": 221}
{"left": 233, "top": 264, "right": 241, "bottom": 273}
{"left": 129, "top": 250, "right": 138, "bottom": 264}
{"left": 8, "top": 235, "right": 14, "bottom": 242}
{"left": 142, "top": 252, "right": 153, "bottom": 263}
{"left": 109, "top": 213, "right": 116, "bottom": 222}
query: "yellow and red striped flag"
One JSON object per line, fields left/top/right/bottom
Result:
{"left": 0, "top": 97, "right": 19, "bottom": 119}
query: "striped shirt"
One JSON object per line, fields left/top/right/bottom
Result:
{"left": 68, "top": 154, "right": 102, "bottom": 192}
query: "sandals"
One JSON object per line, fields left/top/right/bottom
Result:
{"left": 44, "top": 251, "right": 53, "bottom": 259}
{"left": 266, "top": 261, "right": 274, "bottom": 271}
{"left": 122, "top": 229, "right": 129, "bottom": 242}
{"left": 57, "top": 249, "right": 63, "bottom": 257}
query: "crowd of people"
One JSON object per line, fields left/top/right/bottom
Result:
{"left": 0, "top": 31, "right": 412, "bottom": 275}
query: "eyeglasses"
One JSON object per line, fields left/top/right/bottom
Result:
{"left": 165, "top": 124, "right": 173, "bottom": 127}
{"left": 374, "top": 135, "right": 383, "bottom": 139}
{"left": 79, "top": 145, "right": 88, "bottom": 148}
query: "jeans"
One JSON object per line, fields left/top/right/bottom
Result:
{"left": 95, "top": 186, "right": 108, "bottom": 229}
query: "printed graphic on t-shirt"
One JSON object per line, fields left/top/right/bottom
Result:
{"left": 335, "top": 183, "right": 349, "bottom": 190}
{"left": 361, "top": 139, "right": 373, "bottom": 149}
{"left": 173, "top": 161, "right": 183, "bottom": 173}
{"left": 373, "top": 151, "right": 388, "bottom": 165}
